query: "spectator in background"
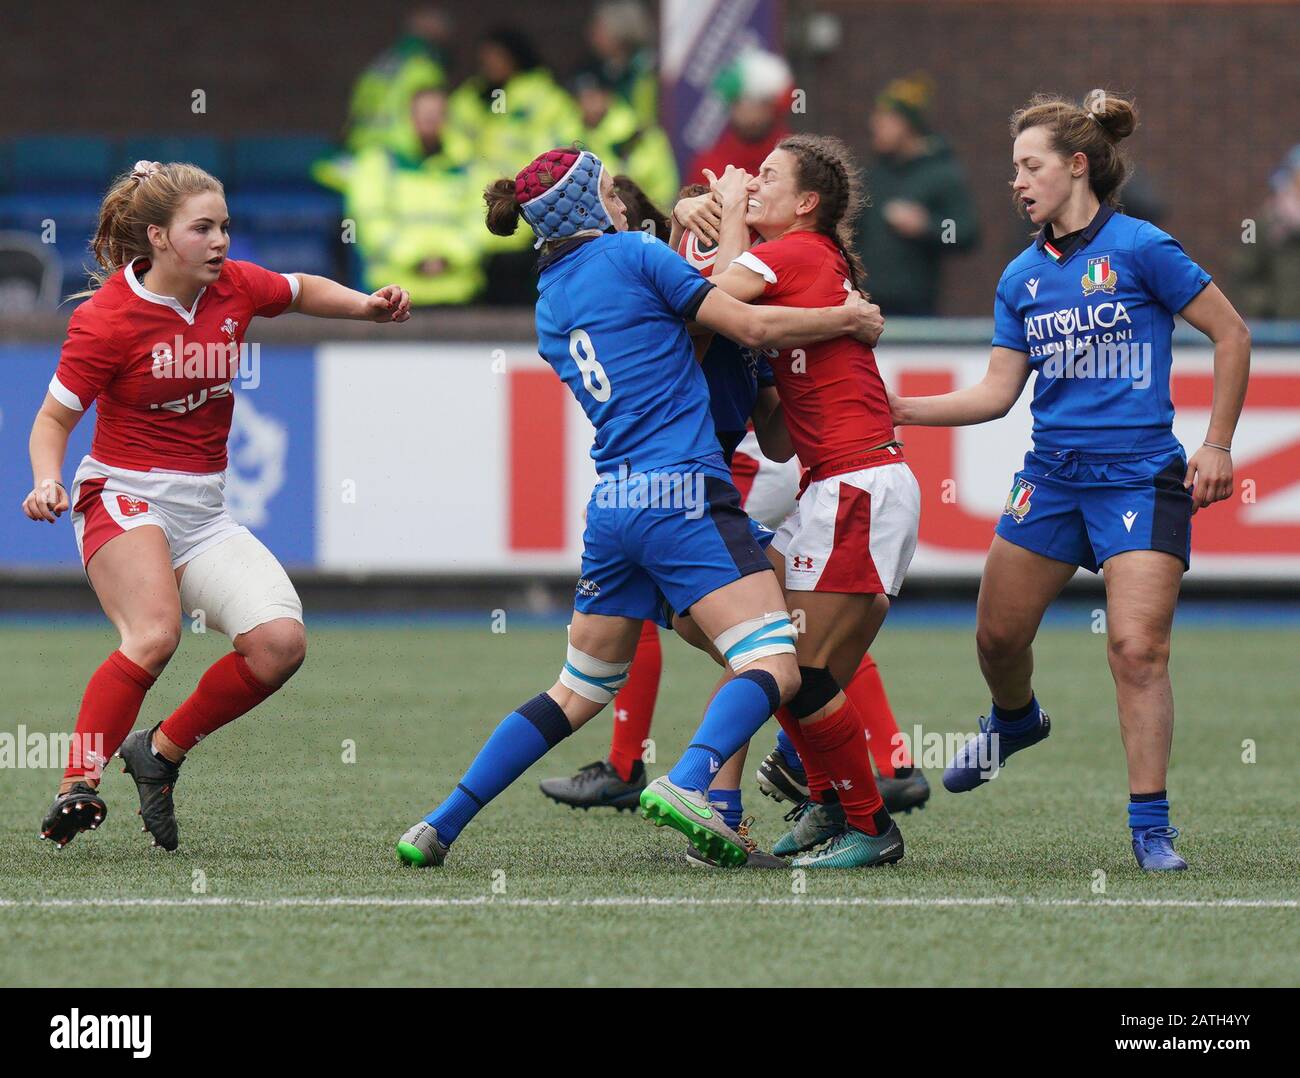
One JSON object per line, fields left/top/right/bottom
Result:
{"left": 575, "top": 66, "right": 678, "bottom": 211}
{"left": 345, "top": 88, "right": 485, "bottom": 306}
{"left": 345, "top": 6, "right": 452, "bottom": 159}
{"left": 854, "top": 73, "right": 979, "bottom": 316}
{"left": 447, "top": 28, "right": 581, "bottom": 303}
{"left": 1234, "top": 145, "right": 1300, "bottom": 320}
{"left": 447, "top": 29, "right": 580, "bottom": 176}
{"left": 584, "top": 0, "right": 659, "bottom": 130}
{"left": 686, "top": 48, "right": 793, "bottom": 184}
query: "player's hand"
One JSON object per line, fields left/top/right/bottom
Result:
{"left": 364, "top": 285, "right": 411, "bottom": 323}
{"left": 22, "top": 479, "right": 68, "bottom": 523}
{"left": 702, "top": 165, "right": 752, "bottom": 212}
{"left": 882, "top": 199, "right": 931, "bottom": 239}
{"left": 1183, "top": 444, "right": 1233, "bottom": 514}
{"left": 673, "top": 192, "right": 723, "bottom": 246}
{"left": 844, "top": 290, "right": 885, "bottom": 346}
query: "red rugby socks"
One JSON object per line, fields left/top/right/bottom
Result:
{"left": 607, "top": 621, "right": 661, "bottom": 782}
{"left": 159, "top": 652, "right": 275, "bottom": 753}
{"left": 62, "top": 650, "right": 156, "bottom": 786}
{"left": 845, "top": 653, "right": 911, "bottom": 777}
{"left": 797, "top": 697, "right": 889, "bottom": 834}
{"left": 774, "top": 706, "right": 833, "bottom": 802}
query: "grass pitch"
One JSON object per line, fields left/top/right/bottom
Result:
{"left": 1, "top": 618, "right": 1296, "bottom": 987}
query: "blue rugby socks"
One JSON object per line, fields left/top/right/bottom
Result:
{"left": 668, "top": 669, "right": 781, "bottom": 793}
{"left": 989, "top": 695, "right": 1042, "bottom": 736}
{"left": 707, "top": 787, "right": 744, "bottom": 831}
{"left": 1129, "top": 790, "right": 1170, "bottom": 834}
{"left": 426, "top": 693, "right": 572, "bottom": 845}
{"left": 775, "top": 726, "right": 805, "bottom": 772}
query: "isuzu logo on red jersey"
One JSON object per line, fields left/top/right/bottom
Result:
{"left": 116, "top": 496, "right": 149, "bottom": 517}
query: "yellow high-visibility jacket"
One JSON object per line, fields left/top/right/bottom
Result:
{"left": 345, "top": 145, "right": 486, "bottom": 306}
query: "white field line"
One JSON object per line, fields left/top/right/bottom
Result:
{"left": 0, "top": 896, "right": 1294, "bottom": 910}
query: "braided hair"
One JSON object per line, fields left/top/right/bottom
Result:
{"left": 775, "top": 134, "right": 868, "bottom": 291}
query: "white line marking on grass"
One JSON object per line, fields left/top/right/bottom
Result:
{"left": 0, "top": 896, "right": 1294, "bottom": 910}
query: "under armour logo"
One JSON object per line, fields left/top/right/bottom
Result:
{"left": 614, "top": 707, "right": 629, "bottom": 724}
{"left": 1026, "top": 278, "right": 1040, "bottom": 299}
{"left": 831, "top": 778, "right": 854, "bottom": 791}
{"left": 1122, "top": 510, "right": 1138, "bottom": 533}
{"left": 791, "top": 555, "right": 815, "bottom": 571}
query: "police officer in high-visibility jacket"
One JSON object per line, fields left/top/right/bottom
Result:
{"left": 447, "top": 30, "right": 581, "bottom": 302}
{"left": 345, "top": 88, "right": 486, "bottom": 306}
{"left": 344, "top": 8, "right": 451, "bottom": 160}
{"left": 574, "top": 67, "right": 678, "bottom": 213}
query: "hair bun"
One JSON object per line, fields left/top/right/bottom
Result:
{"left": 1083, "top": 89, "right": 1137, "bottom": 143}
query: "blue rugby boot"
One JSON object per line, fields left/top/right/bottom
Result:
{"left": 943, "top": 710, "right": 1051, "bottom": 793}
{"left": 1132, "top": 826, "right": 1188, "bottom": 871}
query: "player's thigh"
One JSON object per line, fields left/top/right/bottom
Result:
{"left": 671, "top": 611, "right": 724, "bottom": 665}
{"left": 1101, "top": 549, "right": 1182, "bottom": 661}
{"left": 789, "top": 589, "right": 885, "bottom": 671}
{"left": 567, "top": 611, "right": 645, "bottom": 663}
{"left": 687, "top": 568, "right": 789, "bottom": 644}
{"left": 86, "top": 525, "right": 182, "bottom": 646}
{"left": 976, "top": 534, "right": 1078, "bottom": 655}
{"left": 825, "top": 598, "right": 890, "bottom": 686}
{"left": 178, "top": 531, "right": 303, "bottom": 640}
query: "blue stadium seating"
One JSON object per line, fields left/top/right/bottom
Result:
{"left": 7, "top": 135, "right": 113, "bottom": 192}
{"left": 242, "top": 232, "right": 338, "bottom": 278}
{"left": 226, "top": 190, "right": 341, "bottom": 234}
{"left": 231, "top": 135, "right": 337, "bottom": 189}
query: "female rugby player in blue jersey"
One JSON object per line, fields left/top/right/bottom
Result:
{"left": 890, "top": 91, "right": 1251, "bottom": 871}
{"left": 395, "top": 148, "right": 884, "bottom": 869}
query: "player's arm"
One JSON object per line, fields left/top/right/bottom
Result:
{"left": 694, "top": 285, "right": 880, "bottom": 350}
{"left": 751, "top": 385, "right": 794, "bottom": 463}
{"left": 1177, "top": 281, "right": 1251, "bottom": 511}
{"left": 890, "top": 347, "right": 1031, "bottom": 427}
{"left": 287, "top": 273, "right": 411, "bottom": 323}
{"left": 22, "top": 395, "right": 83, "bottom": 523}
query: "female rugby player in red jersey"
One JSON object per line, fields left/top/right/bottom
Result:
{"left": 701, "top": 137, "right": 923, "bottom": 867}
{"left": 22, "top": 160, "right": 410, "bottom": 852}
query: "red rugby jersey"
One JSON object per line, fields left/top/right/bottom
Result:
{"left": 735, "top": 230, "right": 893, "bottom": 472}
{"left": 50, "top": 258, "right": 297, "bottom": 473}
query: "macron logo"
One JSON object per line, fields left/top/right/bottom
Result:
{"left": 1026, "top": 278, "right": 1041, "bottom": 299}
{"left": 1122, "top": 510, "right": 1138, "bottom": 533}
{"left": 50, "top": 1009, "right": 151, "bottom": 1058}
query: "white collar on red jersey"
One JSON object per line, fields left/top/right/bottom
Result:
{"left": 125, "top": 257, "right": 207, "bottom": 325}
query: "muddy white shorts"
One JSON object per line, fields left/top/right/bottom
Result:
{"left": 730, "top": 430, "right": 802, "bottom": 532}
{"left": 771, "top": 450, "right": 920, "bottom": 596}
{"left": 69, "top": 456, "right": 302, "bottom": 638}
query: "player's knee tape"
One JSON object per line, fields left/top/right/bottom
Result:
{"left": 787, "top": 665, "right": 840, "bottom": 719}
{"left": 178, "top": 532, "right": 302, "bottom": 640}
{"left": 558, "top": 644, "right": 631, "bottom": 705}
{"left": 714, "top": 612, "right": 796, "bottom": 673}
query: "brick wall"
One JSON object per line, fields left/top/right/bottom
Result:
{"left": 792, "top": 0, "right": 1300, "bottom": 313}
{"left": 5, "top": 0, "right": 1296, "bottom": 314}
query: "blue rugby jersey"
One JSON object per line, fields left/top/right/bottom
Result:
{"left": 702, "top": 336, "right": 775, "bottom": 463}
{"left": 535, "top": 231, "right": 722, "bottom": 475}
{"left": 992, "top": 206, "right": 1210, "bottom": 454}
